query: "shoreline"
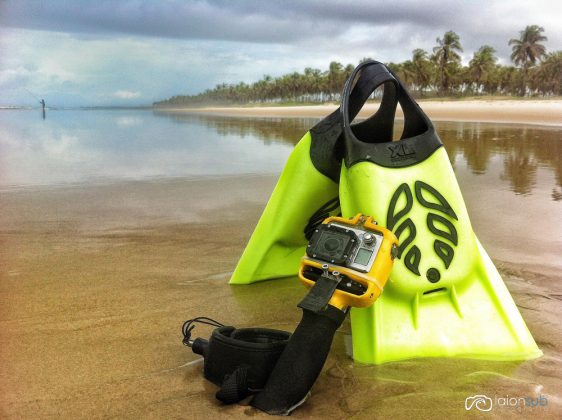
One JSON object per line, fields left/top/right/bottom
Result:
{"left": 155, "top": 99, "right": 562, "bottom": 127}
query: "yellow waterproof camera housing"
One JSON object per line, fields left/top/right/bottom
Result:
{"left": 299, "top": 214, "right": 398, "bottom": 310}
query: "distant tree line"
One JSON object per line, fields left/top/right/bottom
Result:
{"left": 154, "top": 26, "right": 561, "bottom": 107}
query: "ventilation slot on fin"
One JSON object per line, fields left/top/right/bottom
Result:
{"left": 423, "top": 287, "right": 447, "bottom": 296}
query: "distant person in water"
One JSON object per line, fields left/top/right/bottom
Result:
{"left": 40, "top": 99, "right": 46, "bottom": 119}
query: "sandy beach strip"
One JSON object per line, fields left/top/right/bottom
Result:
{"left": 158, "top": 99, "right": 562, "bottom": 127}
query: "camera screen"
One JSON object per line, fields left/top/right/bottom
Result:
{"left": 354, "top": 248, "right": 373, "bottom": 266}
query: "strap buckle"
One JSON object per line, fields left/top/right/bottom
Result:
{"left": 298, "top": 265, "right": 342, "bottom": 313}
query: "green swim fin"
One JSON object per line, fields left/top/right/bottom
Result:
{"left": 230, "top": 63, "right": 398, "bottom": 284}
{"left": 339, "top": 61, "right": 541, "bottom": 364}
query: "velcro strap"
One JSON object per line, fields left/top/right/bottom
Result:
{"left": 216, "top": 366, "right": 250, "bottom": 404}
{"left": 298, "top": 274, "right": 342, "bottom": 313}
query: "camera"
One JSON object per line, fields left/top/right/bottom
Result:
{"left": 306, "top": 222, "right": 383, "bottom": 272}
{"left": 299, "top": 214, "right": 398, "bottom": 310}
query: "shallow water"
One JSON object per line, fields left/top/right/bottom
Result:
{"left": 1, "top": 109, "right": 561, "bottom": 418}
{"left": 1, "top": 110, "right": 561, "bottom": 194}
{"left": 1, "top": 109, "right": 561, "bottom": 268}
{"left": 0, "top": 110, "right": 295, "bottom": 187}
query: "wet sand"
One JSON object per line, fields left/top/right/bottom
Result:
{"left": 1, "top": 176, "right": 561, "bottom": 418}
{"left": 161, "top": 100, "right": 562, "bottom": 127}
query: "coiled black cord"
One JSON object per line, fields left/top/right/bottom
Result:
{"left": 303, "top": 197, "right": 341, "bottom": 240}
{"left": 182, "top": 316, "right": 224, "bottom": 346}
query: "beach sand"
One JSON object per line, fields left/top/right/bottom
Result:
{"left": 1, "top": 175, "right": 561, "bottom": 418}
{"left": 161, "top": 99, "right": 562, "bottom": 127}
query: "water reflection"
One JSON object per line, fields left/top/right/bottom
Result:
{"left": 155, "top": 112, "right": 562, "bottom": 197}
{"left": 0, "top": 110, "right": 294, "bottom": 187}
{"left": 447, "top": 122, "right": 494, "bottom": 174}
{"left": 502, "top": 149, "right": 538, "bottom": 195}
{"left": 436, "top": 122, "right": 562, "bottom": 196}
{"left": 153, "top": 111, "right": 315, "bottom": 146}
{"left": 1, "top": 110, "right": 561, "bottom": 201}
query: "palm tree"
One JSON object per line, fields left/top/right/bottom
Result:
{"left": 411, "top": 49, "right": 433, "bottom": 95}
{"left": 400, "top": 60, "right": 417, "bottom": 89}
{"left": 532, "top": 51, "right": 562, "bottom": 96}
{"left": 327, "top": 61, "right": 344, "bottom": 100}
{"left": 469, "top": 45, "right": 497, "bottom": 94}
{"left": 303, "top": 68, "right": 322, "bottom": 102}
{"left": 509, "top": 25, "right": 548, "bottom": 95}
{"left": 492, "top": 66, "right": 516, "bottom": 95}
{"left": 433, "top": 31, "right": 463, "bottom": 94}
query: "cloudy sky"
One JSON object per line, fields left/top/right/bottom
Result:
{"left": 1, "top": 0, "right": 560, "bottom": 107}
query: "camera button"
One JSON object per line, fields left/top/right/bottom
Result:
{"left": 363, "top": 233, "right": 376, "bottom": 245}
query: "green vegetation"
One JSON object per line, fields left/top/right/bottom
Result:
{"left": 154, "top": 26, "right": 560, "bottom": 108}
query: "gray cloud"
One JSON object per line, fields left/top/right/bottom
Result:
{"left": 1, "top": 0, "right": 560, "bottom": 107}
{"left": 1, "top": 0, "right": 560, "bottom": 52}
